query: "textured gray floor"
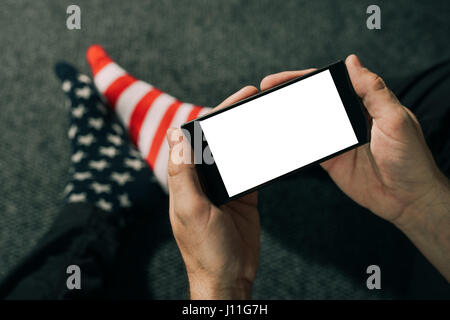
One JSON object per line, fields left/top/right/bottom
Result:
{"left": 1, "top": 0, "right": 449, "bottom": 299}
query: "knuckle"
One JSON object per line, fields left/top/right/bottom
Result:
{"left": 190, "top": 194, "right": 210, "bottom": 213}
{"left": 167, "top": 158, "right": 179, "bottom": 177}
{"left": 391, "top": 108, "right": 410, "bottom": 129}
{"left": 174, "top": 194, "right": 209, "bottom": 223}
{"left": 173, "top": 209, "right": 189, "bottom": 227}
{"left": 369, "top": 73, "right": 386, "bottom": 92}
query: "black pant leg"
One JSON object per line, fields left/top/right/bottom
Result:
{"left": 0, "top": 203, "right": 124, "bottom": 299}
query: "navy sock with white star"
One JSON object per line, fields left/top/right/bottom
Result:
{"left": 55, "top": 62, "right": 165, "bottom": 214}
{"left": 0, "top": 62, "right": 167, "bottom": 300}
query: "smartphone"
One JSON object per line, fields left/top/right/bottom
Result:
{"left": 181, "top": 61, "right": 370, "bottom": 206}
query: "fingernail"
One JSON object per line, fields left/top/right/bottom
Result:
{"left": 166, "top": 128, "right": 182, "bottom": 148}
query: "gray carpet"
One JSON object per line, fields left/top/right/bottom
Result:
{"left": 1, "top": 0, "right": 449, "bottom": 299}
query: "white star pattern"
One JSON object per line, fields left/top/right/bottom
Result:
{"left": 112, "top": 124, "right": 123, "bottom": 135}
{"left": 90, "top": 182, "right": 111, "bottom": 194}
{"left": 68, "top": 125, "right": 78, "bottom": 139}
{"left": 124, "top": 158, "right": 145, "bottom": 171}
{"left": 60, "top": 67, "right": 168, "bottom": 214}
{"left": 88, "top": 118, "right": 104, "bottom": 130}
{"left": 75, "top": 87, "right": 92, "bottom": 99}
{"left": 89, "top": 160, "right": 109, "bottom": 171}
{"left": 68, "top": 193, "right": 86, "bottom": 203}
{"left": 73, "top": 172, "right": 92, "bottom": 181}
{"left": 78, "top": 134, "right": 95, "bottom": 146}
{"left": 78, "top": 74, "right": 91, "bottom": 83}
{"left": 62, "top": 80, "right": 72, "bottom": 92}
{"left": 111, "top": 172, "right": 133, "bottom": 186}
{"left": 129, "top": 148, "right": 141, "bottom": 158}
{"left": 72, "top": 104, "right": 86, "bottom": 118}
{"left": 96, "top": 199, "right": 112, "bottom": 212}
{"left": 71, "top": 150, "right": 85, "bottom": 163}
{"left": 99, "top": 146, "right": 119, "bottom": 158}
{"left": 107, "top": 134, "right": 122, "bottom": 146}
{"left": 118, "top": 193, "right": 132, "bottom": 208}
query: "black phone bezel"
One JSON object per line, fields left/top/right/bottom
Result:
{"left": 181, "top": 60, "right": 370, "bottom": 206}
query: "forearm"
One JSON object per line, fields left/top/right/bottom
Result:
{"left": 395, "top": 174, "right": 450, "bottom": 282}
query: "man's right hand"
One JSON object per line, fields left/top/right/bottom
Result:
{"left": 260, "top": 55, "right": 450, "bottom": 281}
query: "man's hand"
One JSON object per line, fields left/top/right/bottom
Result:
{"left": 261, "top": 55, "right": 448, "bottom": 224}
{"left": 166, "top": 86, "right": 261, "bottom": 300}
{"left": 261, "top": 55, "right": 450, "bottom": 280}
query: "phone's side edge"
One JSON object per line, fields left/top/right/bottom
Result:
{"left": 181, "top": 121, "right": 229, "bottom": 206}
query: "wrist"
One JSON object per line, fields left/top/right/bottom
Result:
{"left": 394, "top": 172, "right": 450, "bottom": 234}
{"left": 392, "top": 172, "right": 450, "bottom": 281}
{"left": 188, "top": 276, "right": 253, "bottom": 300}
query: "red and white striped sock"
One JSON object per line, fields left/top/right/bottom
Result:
{"left": 86, "top": 45, "right": 210, "bottom": 192}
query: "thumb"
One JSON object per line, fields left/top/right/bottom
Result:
{"left": 167, "top": 127, "right": 206, "bottom": 205}
{"left": 346, "top": 54, "right": 402, "bottom": 121}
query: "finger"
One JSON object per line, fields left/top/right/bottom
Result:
{"left": 260, "top": 69, "right": 316, "bottom": 91}
{"left": 345, "top": 54, "right": 401, "bottom": 120}
{"left": 167, "top": 86, "right": 258, "bottom": 207}
{"left": 320, "top": 146, "right": 358, "bottom": 172}
{"left": 213, "top": 85, "right": 259, "bottom": 112}
{"left": 167, "top": 128, "right": 207, "bottom": 208}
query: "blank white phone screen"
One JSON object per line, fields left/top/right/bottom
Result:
{"left": 199, "top": 70, "right": 359, "bottom": 197}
